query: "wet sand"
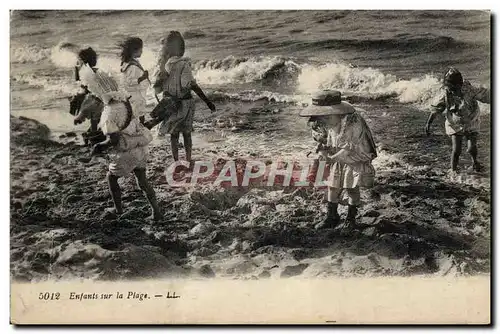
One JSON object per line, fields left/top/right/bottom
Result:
{"left": 10, "top": 94, "right": 491, "bottom": 282}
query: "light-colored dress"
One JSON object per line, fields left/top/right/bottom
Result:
{"left": 74, "top": 68, "right": 103, "bottom": 125}
{"left": 74, "top": 92, "right": 103, "bottom": 125}
{"left": 120, "top": 59, "right": 149, "bottom": 119}
{"left": 158, "top": 56, "right": 196, "bottom": 135}
{"left": 78, "top": 64, "right": 153, "bottom": 177}
{"left": 314, "top": 112, "right": 377, "bottom": 189}
{"left": 431, "top": 80, "right": 490, "bottom": 136}
{"left": 99, "top": 101, "right": 153, "bottom": 177}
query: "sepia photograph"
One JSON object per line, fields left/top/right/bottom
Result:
{"left": 9, "top": 8, "right": 491, "bottom": 324}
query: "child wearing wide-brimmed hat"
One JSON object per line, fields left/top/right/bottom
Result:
{"left": 300, "top": 90, "right": 377, "bottom": 231}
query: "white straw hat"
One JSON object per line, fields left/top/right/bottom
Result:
{"left": 299, "top": 90, "right": 355, "bottom": 117}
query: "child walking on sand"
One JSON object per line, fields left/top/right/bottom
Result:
{"left": 119, "top": 37, "right": 150, "bottom": 125}
{"left": 153, "top": 31, "right": 216, "bottom": 166}
{"left": 78, "top": 64, "right": 162, "bottom": 221}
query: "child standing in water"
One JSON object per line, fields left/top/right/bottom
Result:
{"left": 119, "top": 37, "right": 150, "bottom": 124}
{"left": 425, "top": 68, "right": 490, "bottom": 174}
{"left": 153, "top": 31, "right": 216, "bottom": 165}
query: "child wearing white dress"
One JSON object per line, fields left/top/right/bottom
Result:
{"left": 425, "top": 68, "right": 490, "bottom": 173}
{"left": 72, "top": 47, "right": 103, "bottom": 136}
{"left": 119, "top": 37, "right": 150, "bottom": 124}
{"left": 79, "top": 64, "right": 161, "bottom": 221}
{"left": 153, "top": 31, "right": 216, "bottom": 166}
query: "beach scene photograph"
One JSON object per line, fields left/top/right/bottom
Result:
{"left": 9, "top": 9, "right": 491, "bottom": 293}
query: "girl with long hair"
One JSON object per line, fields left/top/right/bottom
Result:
{"left": 119, "top": 37, "right": 150, "bottom": 124}
{"left": 153, "top": 31, "right": 216, "bottom": 166}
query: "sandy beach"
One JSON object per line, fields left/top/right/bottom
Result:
{"left": 10, "top": 95, "right": 491, "bottom": 281}
{"left": 10, "top": 10, "right": 491, "bottom": 282}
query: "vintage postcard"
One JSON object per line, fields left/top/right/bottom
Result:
{"left": 9, "top": 9, "right": 491, "bottom": 324}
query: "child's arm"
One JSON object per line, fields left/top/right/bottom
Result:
{"left": 74, "top": 108, "right": 90, "bottom": 125}
{"left": 425, "top": 90, "right": 447, "bottom": 135}
{"left": 74, "top": 66, "right": 80, "bottom": 81}
{"left": 92, "top": 133, "right": 120, "bottom": 155}
{"left": 152, "top": 70, "right": 167, "bottom": 95}
{"left": 137, "top": 70, "right": 149, "bottom": 85}
{"left": 191, "top": 83, "right": 216, "bottom": 112}
{"left": 179, "top": 61, "right": 216, "bottom": 112}
{"left": 123, "top": 65, "right": 147, "bottom": 87}
{"left": 73, "top": 93, "right": 100, "bottom": 124}
{"left": 425, "top": 112, "right": 439, "bottom": 136}
{"left": 470, "top": 83, "right": 490, "bottom": 104}
{"left": 425, "top": 100, "right": 446, "bottom": 135}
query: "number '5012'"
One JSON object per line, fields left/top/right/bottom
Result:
{"left": 39, "top": 292, "right": 60, "bottom": 300}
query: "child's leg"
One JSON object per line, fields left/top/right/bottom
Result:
{"left": 170, "top": 132, "right": 180, "bottom": 161}
{"left": 133, "top": 168, "right": 162, "bottom": 220}
{"left": 90, "top": 118, "right": 99, "bottom": 132}
{"left": 182, "top": 132, "right": 193, "bottom": 163}
{"left": 314, "top": 187, "right": 341, "bottom": 230}
{"left": 331, "top": 187, "right": 361, "bottom": 231}
{"left": 466, "top": 133, "right": 480, "bottom": 168}
{"left": 451, "top": 134, "right": 463, "bottom": 171}
{"left": 345, "top": 187, "right": 361, "bottom": 206}
{"left": 106, "top": 172, "right": 123, "bottom": 214}
{"left": 345, "top": 187, "right": 361, "bottom": 223}
{"left": 327, "top": 187, "right": 343, "bottom": 203}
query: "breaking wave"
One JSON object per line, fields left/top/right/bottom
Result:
{"left": 296, "top": 63, "right": 443, "bottom": 105}
{"left": 192, "top": 56, "right": 445, "bottom": 107}
{"left": 194, "top": 56, "right": 489, "bottom": 112}
{"left": 11, "top": 45, "right": 51, "bottom": 64}
{"left": 193, "top": 56, "right": 301, "bottom": 85}
{"left": 12, "top": 41, "right": 490, "bottom": 114}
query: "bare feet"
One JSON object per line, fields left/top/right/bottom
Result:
{"left": 471, "top": 163, "right": 484, "bottom": 173}
{"left": 102, "top": 207, "right": 123, "bottom": 220}
{"left": 147, "top": 211, "right": 163, "bottom": 222}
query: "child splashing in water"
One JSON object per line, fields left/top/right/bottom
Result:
{"left": 119, "top": 37, "right": 150, "bottom": 125}
{"left": 153, "top": 31, "right": 216, "bottom": 167}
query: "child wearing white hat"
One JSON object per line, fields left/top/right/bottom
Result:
{"left": 300, "top": 90, "right": 377, "bottom": 231}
